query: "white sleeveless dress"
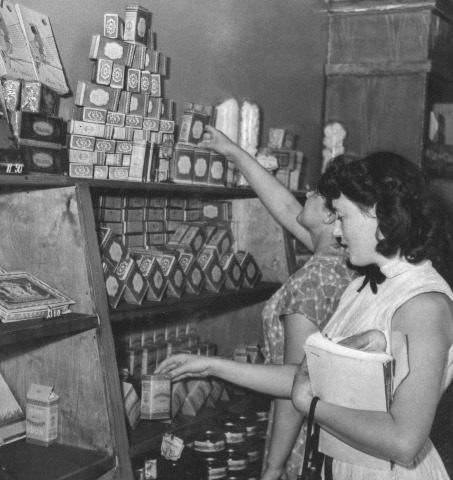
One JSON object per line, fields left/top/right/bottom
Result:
{"left": 322, "top": 257, "right": 453, "bottom": 480}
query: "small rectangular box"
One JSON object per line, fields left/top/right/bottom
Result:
{"left": 95, "top": 138, "right": 116, "bottom": 154}
{"left": 149, "top": 74, "right": 161, "bottom": 97}
{"left": 123, "top": 208, "right": 145, "bottom": 222}
{"left": 14, "top": 112, "right": 65, "bottom": 146}
{"left": 205, "top": 228, "right": 233, "bottom": 257}
{"left": 133, "top": 129, "right": 151, "bottom": 142}
{"left": 142, "top": 117, "right": 159, "bottom": 131}
{"left": 68, "top": 120, "right": 106, "bottom": 138}
{"left": 105, "top": 153, "right": 123, "bottom": 166}
{"left": 75, "top": 81, "right": 121, "bottom": 112}
{"left": 178, "top": 112, "right": 208, "bottom": 145}
{"left": 179, "top": 224, "right": 206, "bottom": 256}
{"left": 146, "top": 50, "right": 159, "bottom": 73}
{"left": 69, "top": 150, "right": 99, "bottom": 164}
{"left": 146, "top": 208, "right": 165, "bottom": 221}
{"left": 167, "top": 222, "right": 191, "bottom": 247}
{"left": 148, "top": 196, "right": 168, "bottom": 208}
{"left": 104, "top": 13, "right": 124, "bottom": 39}
{"left": 110, "top": 63, "right": 126, "bottom": 89}
{"left": 141, "top": 374, "right": 171, "bottom": 420}
{"left": 158, "top": 52, "right": 168, "bottom": 76}
{"left": 167, "top": 208, "right": 184, "bottom": 222}
{"left": 146, "top": 232, "right": 167, "bottom": 246}
{"left": 192, "top": 148, "right": 210, "bottom": 185}
{"left": 103, "top": 208, "right": 122, "bottom": 223}
{"left": 90, "top": 35, "right": 135, "bottom": 66}
{"left": 137, "top": 255, "right": 167, "bottom": 301}
{"left": 140, "top": 70, "right": 152, "bottom": 95}
{"left": 93, "top": 58, "right": 113, "bottom": 85}
{"left": 126, "top": 69, "right": 141, "bottom": 93}
{"left": 198, "top": 247, "right": 225, "bottom": 293}
{"left": 129, "top": 93, "right": 150, "bottom": 117}
{"left": 26, "top": 384, "right": 59, "bottom": 446}
{"left": 73, "top": 106, "right": 107, "bottom": 124}
{"left": 69, "top": 163, "right": 94, "bottom": 178}
{"left": 117, "top": 90, "right": 131, "bottom": 114}
{"left": 184, "top": 209, "right": 202, "bottom": 222}
{"left": 125, "top": 114, "right": 144, "bottom": 129}
{"left": 102, "top": 260, "right": 126, "bottom": 307}
{"left": 236, "top": 251, "right": 262, "bottom": 288}
{"left": 94, "top": 165, "right": 109, "bottom": 179}
{"left": 116, "top": 140, "right": 134, "bottom": 155}
{"left": 21, "top": 146, "right": 68, "bottom": 176}
{"left": 208, "top": 153, "right": 227, "bottom": 187}
{"left": 121, "top": 382, "right": 140, "bottom": 430}
{"left": 113, "top": 127, "right": 128, "bottom": 140}
{"left": 169, "top": 145, "right": 193, "bottom": 184}
{"left": 69, "top": 134, "right": 96, "bottom": 152}
{"left": 122, "top": 154, "right": 131, "bottom": 166}
{"left": 2, "top": 79, "right": 21, "bottom": 111}
{"left": 132, "top": 44, "right": 147, "bottom": 70}
{"left": 107, "top": 111, "right": 126, "bottom": 127}
{"left": 123, "top": 4, "right": 149, "bottom": 45}
{"left": 161, "top": 98, "right": 175, "bottom": 120}
{"left": 20, "top": 81, "right": 59, "bottom": 115}
{"left": 128, "top": 142, "right": 148, "bottom": 180}
{"left": 220, "top": 252, "right": 244, "bottom": 290}
{"left": 115, "top": 257, "right": 148, "bottom": 304}
{"left": 147, "top": 97, "right": 162, "bottom": 119}
{"left": 145, "top": 220, "right": 164, "bottom": 233}
{"left": 109, "top": 166, "right": 129, "bottom": 181}
{"left": 159, "top": 120, "right": 175, "bottom": 134}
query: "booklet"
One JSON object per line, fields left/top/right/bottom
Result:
{"left": 304, "top": 330, "right": 409, "bottom": 470}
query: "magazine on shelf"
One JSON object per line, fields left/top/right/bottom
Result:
{"left": 0, "top": 370, "right": 25, "bottom": 445}
{"left": 304, "top": 330, "right": 409, "bottom": 470}
{"left": 0, "top": 272, "right": 74, "bottom": 323}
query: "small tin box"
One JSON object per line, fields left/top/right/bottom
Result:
{"left": 92, "top": 58, "right": 113, "bottom": 86}
{"left": 169, "top": 145, "right": 193, "bottom": 184}
{"left": 137, "top": 255, "right": 167, "bottom": 301}
{"left": 141, "top": 374, "right": 171, "bottom": 420}
{"left": 26, "top": 384, "right": 59, "bottom": 447}
{"left": 104, "top": 13, "right": 124, "bottom": 39}
{"left": 123, "top": 4, "right": 149, "bottom": 45}
{"left": 75, "top": 81, "right": 121, "bottom": 112}
{"left": 208, "top": 153, "right": 227, "bottom": 187}
{"left": 89, "top": 35, "right": 135, "bottom": 66}
{"left": 69, "top": 163, "right": 94, "bottom": 178}
{"left": 110, "top": 63, "right": 126, "bottom": 89}
{"left": 236, "top": 251, "right": 262, "bottom": 288}
{"left": 192, "top": 147, "right": 210, "bottom": 185}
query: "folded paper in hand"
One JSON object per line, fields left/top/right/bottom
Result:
{"left": 304, "top": 330, "right": 409, "bottom": 470}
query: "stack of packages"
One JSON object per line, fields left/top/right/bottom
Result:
{"left": 68, "top": 5, "right": 175, "bottom": 181}
{"left": 260, "top": 128, "right": 305, "bottom": 191}
{"left": 0, "top": 1, "right": 69, "bottom": 175}
{"left": 116, "top": 320, "right": 226, "bottom": 429}
{"left": 95, "top": 192, "right": 262, "bottom": 310}
{"left": 167, "top": 101, "right": 230, "bottom": 187}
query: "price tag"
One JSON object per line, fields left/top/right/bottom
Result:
{"left": 161, "top": 433, "right": 184, "bottom": 461}
{"left": 0, "top": 163, "right": 24, "bottom": 174}
{"left": 46, "top": 307, "right": 63, "bottom": 319}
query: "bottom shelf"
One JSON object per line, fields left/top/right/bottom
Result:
{"left": 0, "top": 442, "right": 115, "bottom": 480}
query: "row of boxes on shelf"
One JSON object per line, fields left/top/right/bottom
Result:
{"left": 98, "top": 222, "right": 261, "bottom": 308}
{"left": 2, "top": 78, "right": 59, "bottom": 115}
{"left": 118, "top": 320, "right": 228, "bottom": 428}
{"left": 95, "top": 195, "right": 232, "bottom": 246}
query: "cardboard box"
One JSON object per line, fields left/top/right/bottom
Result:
{"left": 123, "top": 4, "right": 149, "bottom": 45}
{"left": 21, "top": 146, "right": 68, "bottom": 176}
{"left": 208, "top": 153, "right": 227, "bottom": 187}
{"left": 236, "top": 251, "right": 262, "bottom": 288}
{"left": 137, "top": 255, "right": 167, "bottom": 301}
{"left": 75, "top": 81, "right": 121, "bottom": 112}
{"left": 69, "top": 163, "right": 94, "bottom": 178}
{"left": 121, "top": 382, "right": 140, "bottom": 430}
{"left": 192, "top": 148, "right": 210, "bottom": 185}
{"left": 104, "top": 13, "right": 124, "bottom": 39}
{"left": 13, "top": 112, "right": 64, "bottom": 146}
{"left": 141, "top": 374, "right": 171, "bottom": 420}
{"left": 20, "top": 81, "right": 59, "bottom": 115}
{"left": 110, "top": 63, "right": 126, "bottom": 89}
{"left": 197, "top": 247, "right": 225, "bottom": 293}
{"left": 178, "top": 112, "right": 208, "bottom": 145}
{"left": 89, "top": 35, "right": 135, "bottom": 66}
{"left": 26, "top": 384, "right": 59, "bottom": 446}
{"left": 220, "top": 252, "right": 244, "bottom": 290}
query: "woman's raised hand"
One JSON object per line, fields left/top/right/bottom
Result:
{"left": 155, "top": 353, "right": 214, "bottom": 382}
{"left": 199, "top": 125, "right": 240, "bottom": 158}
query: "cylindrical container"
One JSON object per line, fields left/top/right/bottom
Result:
{"left": 198, "top": 452, "right": 229, "bottom": 480}
{"left": 225, "top": 444, "right": 249, "bottom": 473}
{"left": 223, "top": 421, "right": 247, "bottom": 445}
{"left": 193, "top": 429, "right": 226, "bottom": 454}
{"left": 235, "top": 413, "right": 259, "bottom": 438}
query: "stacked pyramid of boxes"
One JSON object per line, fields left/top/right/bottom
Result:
{"left": 68, "top": 5, "right": 175, "bottom": 181}
{"left": 96, "top": 192, "right": 262, "bottom": 309}
{"left": 168, "top": 101, "right": 232, "bottom": 187}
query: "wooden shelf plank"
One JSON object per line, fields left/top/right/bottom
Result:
{"left": 0, "top": 175, "right": 306, "bottom": 200}
{"left": 0, "top": 313, "right": 98, "bottom": 346}
{"left": 109, "top": 282, "right": 281, "bottom": 323}
{"left": 0, "top": 442, "right": 115, "bottom": 480}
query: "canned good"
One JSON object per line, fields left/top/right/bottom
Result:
{"left": 194, "top": 429, "right": 226, "bottom": 453}
{"left": 235, "top": 413, "right": 259, "bottom": 438}
{"left": 223, "top": 421, "right": 247, "bottom": 445}
{"left": 199, "top": 452, "right": 229, "bottom": 480}
{"left": 225, "top": 444, "right": 249, "bottom": 472}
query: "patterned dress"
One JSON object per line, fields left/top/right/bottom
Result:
{"left": 322, "top": 257, "right": 453, "bottom": 480}
{"left": 262, "top": 243, "right": 356, "bottom": 479}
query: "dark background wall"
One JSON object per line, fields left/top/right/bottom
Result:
{"left": 20, "top": 0, "right": 329, "bottom": 187}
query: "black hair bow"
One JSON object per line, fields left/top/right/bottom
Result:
{"left": 357, "top": 264, "right": 386, "bottom": 294}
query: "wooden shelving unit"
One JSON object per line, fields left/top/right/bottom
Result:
{"left": 0, "top": 175, "right": 285, "bottom": 480}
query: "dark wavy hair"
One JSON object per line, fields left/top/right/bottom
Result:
{"left": 317, "top": 151, "right": 452, "bottom": 272}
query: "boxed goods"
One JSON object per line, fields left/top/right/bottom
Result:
{"left": 26, "top": 384, "right": 59, "bottom": 446}
{"left": 141, "top": 374, "right": 171, "bottom": 420}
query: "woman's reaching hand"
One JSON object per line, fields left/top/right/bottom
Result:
{"left": 155, "top": 353, "right": 214, "bottom": 382}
